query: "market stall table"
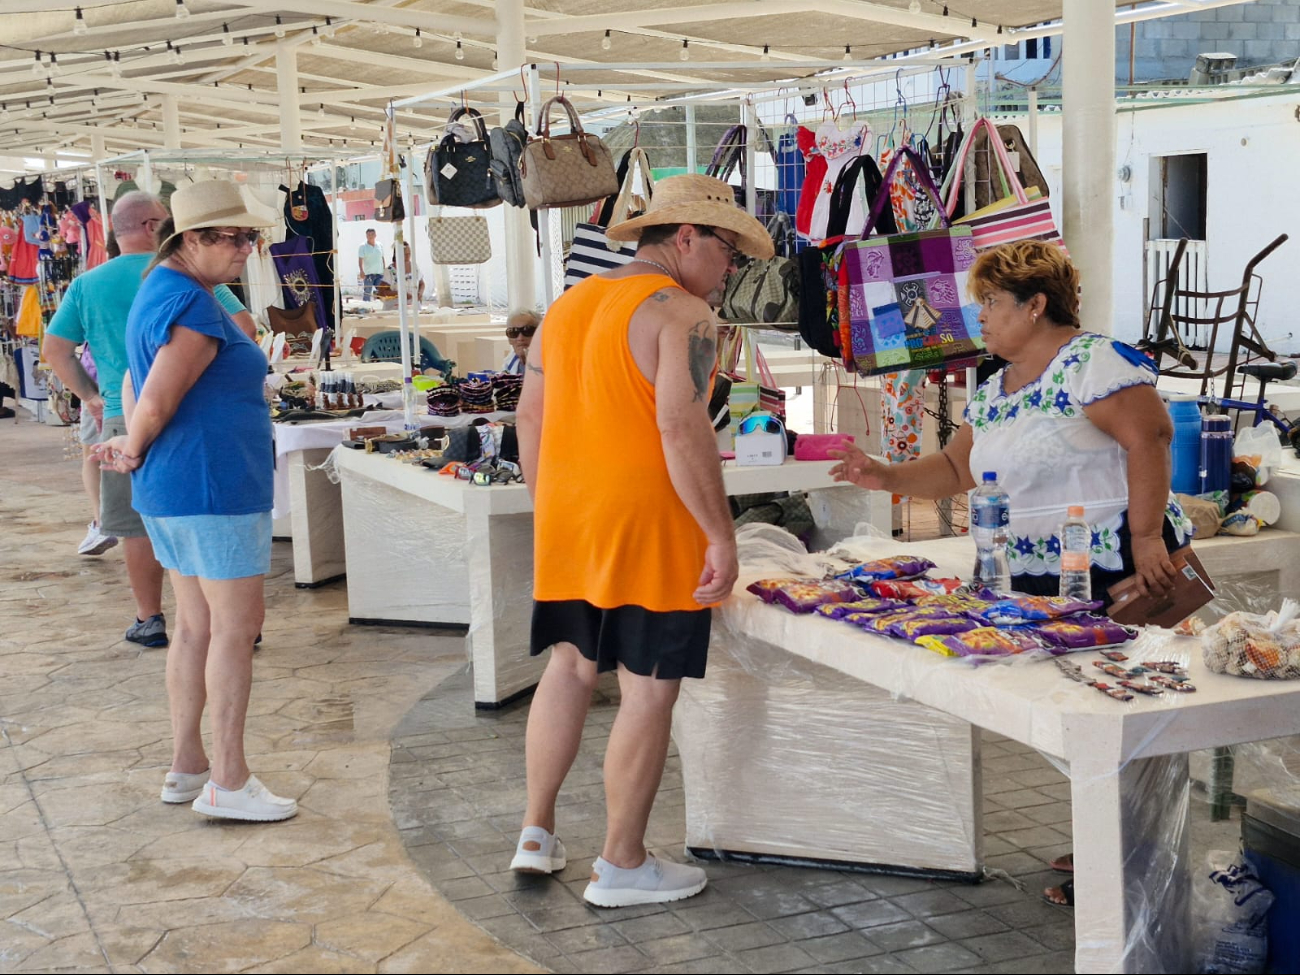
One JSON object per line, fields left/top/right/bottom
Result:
{"left": 329, "top": 446, "right": 892, "bottom": 707}
{"left": 274, "top": 410, "right": 514, "bottom": 585}
{"left": 715, "top": 533, "right": 1300, "bottom": 974}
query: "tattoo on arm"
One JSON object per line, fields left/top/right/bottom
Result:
{"left": 650, "top": 289, "right": 674, "bottom": 303}
{"left": 686, "top": 321, "right": 716, "bottom": 403}
{"left": 526, "top": 361, "right": 544, "bottom": 375}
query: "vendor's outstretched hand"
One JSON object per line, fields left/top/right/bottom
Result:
{"left": 829, "top": 442, "right": 890, "bottom": 491}
{"left": 1131, "top": 534, "right": 1178, "bottom": 597}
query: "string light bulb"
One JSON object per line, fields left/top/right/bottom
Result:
{"left": 972, "top": 17, "right": 978, "bottom": 28}
{"left": 349, "top": 115, "right": 356, "bottom": 130}
{"left": 908, "top": 0, "right": 921, "bottom": 12}
{"left": 175, "top": 0, "right": 189, "bottom": 19}
{"left": 602, "top": 30, "right": 612, "bottom": 51}
{"left": 413, "top": 28, "right": 423, "bottom": 48}
{"left": 48, "top": 53, "right": 61, "bottom": 75}
{"left": 32, "top": 51, "right": 43, "bottom": 78}
{"left": 455, "top": 40, "right": 464, "bottom": 60}
{"left": 222, "top": 23, "right": 232, "bottom": 46}
{"left": 323, "top": 17, "right": 335, "bottom": 37}
{"left": 492, "top": 51, "right": 498, "bottom": 69}
{"left": 0, "top": 104, "right": 8, "bottom": 120}
{"left": 110, "top": 51, "right": 121, "bottom": 78}
{"left": 761, "top": 44, "right": 770, "bottom": 61}
{"left": 843, "top": 45, "right": 852, "bottom": 61}
{"left": 310, "top": 26, "right": 321, "bottom": 45}
{"left": 679, "top": 39, "right": 689, "bottom": 61}
{"left": 74, "top": 6, "right": 88, "bottom": 35}
{"left": 318, "top": 103, "right": 326, "bottom": 118}
{"left": 274, "top": 15, "right": 285, "bottom": 39}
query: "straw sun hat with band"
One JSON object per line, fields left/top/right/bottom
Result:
{"left": 604, "top": 174, "right": 775, "bottom": 261}
{"left": 159, "top": 179, "right": 278, "bottom": 249}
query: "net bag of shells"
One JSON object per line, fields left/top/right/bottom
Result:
{"left": 1201, "top": 598, "right": 1300, "bottom": 679}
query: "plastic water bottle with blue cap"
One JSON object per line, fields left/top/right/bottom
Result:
{"left": 970, "top": 472, "right": 1011, "bottom": 593}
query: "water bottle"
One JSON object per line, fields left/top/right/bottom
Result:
{"left": 971, "top": 472, "right": 1011, "bottom": 593}
{"left": 1058, "top": 505, "right": 1092, "bottom": 601}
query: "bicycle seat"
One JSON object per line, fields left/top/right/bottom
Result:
{"left": 1239, "top": 360, "right": 1298, "bottom": 382}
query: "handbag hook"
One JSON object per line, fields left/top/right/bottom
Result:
{"left": 512, "top": 64, "right": 529, "bottom": 103}
{"left": 553, "top": 61, "right": 561, "bottom": 96}
{"left": 841, "top": 80, "right": 857, "bottom": 122}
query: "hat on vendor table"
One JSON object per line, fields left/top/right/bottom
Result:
{"left": 604, "top": 174, "right": 775, "bottom": 261}
{"left": 160, "top": 180, "right": 278, "bottom": 250}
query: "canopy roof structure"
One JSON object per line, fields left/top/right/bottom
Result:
{"left": 0, "top": 0, "right": 1260, "bottom": 168}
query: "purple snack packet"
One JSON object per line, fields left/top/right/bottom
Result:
{"left": 1028, "top": 615, "right": 1137, "bottom": 651}
{"left": 886, "top": 615, "right": 982, "bottom": 640}
{"left": 746, "top": 578, "right": 807, "bottom": 604}
{"left": 985, "top": 595, "right": 1104, "bottom": 625}
{"left": 916, "top": 627, "right": 1048, "bottom": 657}
{"left": 772, "top": 579, "right": 865, "bottom": 614}
{"left": 815, "top": 598, "right": 900, "bottom": 620}
{"left": 835, "top": 555, "right": 938, "bottom": 583}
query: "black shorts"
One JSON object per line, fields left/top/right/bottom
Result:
{"left": 530, "top": 599, "right": 711, "bottom": 680}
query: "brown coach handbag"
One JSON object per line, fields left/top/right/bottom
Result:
{"left": 268, "top": 300, "right": 318, "bottom": 353}
{"left": 519, "top": 95, "right": 619, "bottom": 210}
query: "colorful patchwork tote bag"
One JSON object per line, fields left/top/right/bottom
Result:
{"left": 844, "top": 147, "right": 983, "bottom": 377}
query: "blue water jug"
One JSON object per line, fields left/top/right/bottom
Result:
{"left": 1167, "top": 396, "right": 1202, "bottom": 495}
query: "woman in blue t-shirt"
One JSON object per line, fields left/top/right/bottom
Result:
{"left": 95, "top": 180, "right": 295, "bottom": 824}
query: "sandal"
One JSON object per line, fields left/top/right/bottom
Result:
{"left": 1043, "top": 878, "right": 1074, "bottom": 908}
{"left": 1049, "top": 852, "right": 1075, "bottom": 874}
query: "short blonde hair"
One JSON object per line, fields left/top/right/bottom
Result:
{"left": 968, "top": 240, "right": 1081, "bottom": 328}
{"left": 506, "top": 309, "right": 540, "bottom": 330}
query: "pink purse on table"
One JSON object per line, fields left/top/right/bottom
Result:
{"left": 793, "top": 433, "right": 855, "bottom": 461}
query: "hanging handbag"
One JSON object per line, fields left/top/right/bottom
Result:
{"left": 563, "top": 148, "right": 653, "bottom": 289}
{"left": 941, "top": 118, "right": 1063, "bottom": 252}
{"left": 433, "top": 108, "right": 500, "bottom": 209}
{"left": 705, "top": 123, "right": 778, "bottom": 221}
{"left": 719, "top": 212, "right": 800, "bottom": 328}
{"left": 489, "top": 101, "right": 531, "bottom": 208}
{"left": 844, "top": 147, "right": 985, "bottom": 376}
{"left": 267, "top": 300, "right": 318, "bottom": 354}
{"left": 520, "top": 96, "right": 619, "bottom": 210}
{"left": 427, "top": 215, "right": 492, "bottom": 265}
{"left": 373, "top": 178, "right": 404, "bottom": 223}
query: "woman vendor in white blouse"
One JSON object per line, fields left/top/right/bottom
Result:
{"left": 830, "top": 239, "right": 1192, "bottom": 602}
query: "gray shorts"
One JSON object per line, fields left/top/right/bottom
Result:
{"left": 99, "top": 416, "right": 146, "bottom": 538}
{"left": 78, "top": 409, "right": 102, "bottom": 446}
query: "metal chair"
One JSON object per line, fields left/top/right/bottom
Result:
{"left": 1139, "top": 233, "right": 1288, "bottom": 398}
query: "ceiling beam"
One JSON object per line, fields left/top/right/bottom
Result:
{"left": 216, "top": 0, "right": 494, "bottom": 39}
{"left": 525, "top": 0, "right": 995, "bottom": 42}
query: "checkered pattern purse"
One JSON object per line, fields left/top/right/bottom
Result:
{"left": 427, "top": 215, "right": 491, "bottom": 266}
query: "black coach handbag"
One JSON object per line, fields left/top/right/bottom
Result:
{"left": 433, "top": 108, "right": 500, "bottom": 209}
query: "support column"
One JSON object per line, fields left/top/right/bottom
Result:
{"left": 1062, "top": 0, "right": 1116, "bottom": 333}
{"left": 276, "top": 43, "right": 303, "bottom": 152}
{"left": 1026, "top": 88, "right": 1039, "bottom": 158}
{"left": 497, "top": 0, "right": 535, "bottom": 313}
{"left": 685, "top": 104, "right": 698, "bottom": 173}
{"left": 161, "top": 94, "right": 181, "bottom": 149}
{"left": 90, "top": 133, "right": 106, "bottom": 161}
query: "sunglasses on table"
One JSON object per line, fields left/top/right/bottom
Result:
{"left": 506, "top": 324, "right": 537, "bottom": 339}
{"left": 737, "top": 411, "right": 785, "bottom": 437}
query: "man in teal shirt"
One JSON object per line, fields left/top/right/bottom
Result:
{"left": 358, "top": 227, "right": 384, "bottom": 301}
{"left": 45, "top": 191, "right": 254, "bottom": 648}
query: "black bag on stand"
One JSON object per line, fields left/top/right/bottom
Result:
{"left": 433, "top": 108, "right": 500, "bottom": 209}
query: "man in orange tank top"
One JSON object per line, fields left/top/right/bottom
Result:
{"left": 510, "top": 176, "right": 774, "bottom": 908}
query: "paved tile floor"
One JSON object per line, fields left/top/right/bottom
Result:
{"left": 3, "top": 413, "right": 1250, "bottom": 974}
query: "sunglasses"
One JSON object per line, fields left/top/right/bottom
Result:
{"left": 697, "top": 226, "right": 748, "bottom": 267}
{"left": 203, "top": 229, "right": 262, "bottom": 247}
{"left": 737, "top": 411, "right": 785, "bottom": 436}
{"left": 506, "top": 324, "right": 537, "bottom": 339}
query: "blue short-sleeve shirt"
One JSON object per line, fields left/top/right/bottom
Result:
{"left": 127, "top": 266, "right": 272, "bottom": 517}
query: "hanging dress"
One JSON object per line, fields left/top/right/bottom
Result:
{"left": 242, "top": 238, "right": 283, "bottom": 327}
{"left": 281, "top": 182, "right": 335, "bottom": 331}
{"left": 7, "top": 213, "right": 40, "bottom": 285}
{"left": 807, "top": 121, "right": 872, "bottom": 242}
{"left": 794, "top": 126, "right": 825, "bottom": 238}
{"left": 774, "top": 118, "right": 806, "bottom": 220}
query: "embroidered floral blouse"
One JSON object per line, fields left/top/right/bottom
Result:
{"left": 964, "top": 332, "right": 1192, "bottom": 577}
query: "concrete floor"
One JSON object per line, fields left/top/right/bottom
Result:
{"left": 1, "top": 410, "right": 1259, "bottom": 974}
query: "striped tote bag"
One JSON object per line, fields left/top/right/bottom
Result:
{"left": 562, "top": 149, "right": 653, "bottom": 289}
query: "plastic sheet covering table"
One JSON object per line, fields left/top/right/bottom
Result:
{"left": 273, "top": 410, "right": 513, "bottom": 585}
{"left": 715, "top": 533, "right": 1300, "bottom": 973}
{"left": 329, "top": 447, "right": 890, "bottom": 707}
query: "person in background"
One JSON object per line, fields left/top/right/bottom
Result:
{"left": 74, "top": 345, "right": 117, "bottom": 556}
{"left": 511, "top": 175, "right": 773, "bottom": 907}
{"left": 394, "top": 241, "right": 425, "bottom": 307}
{"left": 829, "top": 239, "right": 1190, "bottom": 909}
{"left": 358, "top": 227, "right": 384, "bottom": 301}
{"left": 95, "top": 180, "right": 295, "bottom": 823}
{"left": 502, "top": 310, "right": 539, "bottom": 375}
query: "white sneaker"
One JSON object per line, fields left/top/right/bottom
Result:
{"left": 583, "top": 854, "right": 707, "bottom": 908}
{"left": 510, "top": 826, "right": 567, "bottom": 874}
{"left": 78, "top": 521, "right": 118, "bottom": 556}
{"left": 191, "top": 774, "right": 297, "bottom": 822}
{"left": 161, "top": 768, "right": 210, "bottom": 803}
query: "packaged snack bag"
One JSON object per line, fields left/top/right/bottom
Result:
{"left": 870, "top": 577, "right": 964, "bottom": 600}
{"left": 772, "top": 579, "right": 865, "bottom": 614}
{"left": 917, "top": 627, "right": 1047, "bottom": 658}
{"left": 835, "top": 555, "right": 938, "bottom": 583}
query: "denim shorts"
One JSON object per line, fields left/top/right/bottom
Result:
{"left": 142, "top": 511, "right": 272, "bottom": 580}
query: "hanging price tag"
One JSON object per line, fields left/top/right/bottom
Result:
{"left": 1006, "top": 150, "right": 1022, "bottom": 173}
{"left": 440, "top": 163, "right": 458, "bottom": 180}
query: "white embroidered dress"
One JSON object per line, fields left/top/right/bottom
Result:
{"left": 965, "top": 333, "right": 1192, "bottom": 578}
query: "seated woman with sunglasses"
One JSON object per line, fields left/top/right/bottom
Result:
{"left": 502, "top": 310, "right": 539, "bottom": 375}
{"left": 95, "top": 181, "right": 296, "bottom": 824}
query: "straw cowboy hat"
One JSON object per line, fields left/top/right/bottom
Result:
{"left": 161, "top": 179, "right": 278, "bottom": 249}
{"left": 605, "top": 174, "right": 775, "bottom": 260}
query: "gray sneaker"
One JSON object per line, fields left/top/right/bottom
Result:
{"left": 583, "top": 854, "right": 707, "bottom": 908}
{"left": 125, "top": 614, "right": 169, "bottom": 648}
